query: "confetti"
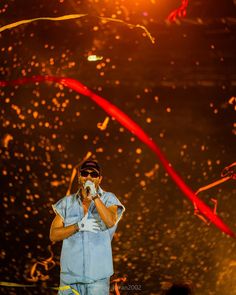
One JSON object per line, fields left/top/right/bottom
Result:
{"left": 2, "top": 134, "right": 13, "bottom": 148}
{"left": 87, "top": 55, "right": 104, "bottom": 62}
{"left": 97, "top": 116, "right": 110, "bottom": 131}
{"left": 0, "top": 14, "right": 87, "bottom": 33}
{"left": 26, "top": 245, "right": 56, "bottom": 282}
{"left": 0, "top": 14, "right": 155, "bottom": 43}
{"left": 167, "top": 0, "right": 189, "bottom": 22}
{"left": 1, "top": 75, "right": 235, "bottom": 238}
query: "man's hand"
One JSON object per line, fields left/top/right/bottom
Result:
{"left": 78, "top": 213, "right": 100, "bottom": 233}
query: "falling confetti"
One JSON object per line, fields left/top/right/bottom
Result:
{"left": 221, "top": 162, "right": 236, "bottom": 180}
{"left": 2, "top": 134, "right": 13, "bottom": 148}
{"left": 26, "top": 245, "right": 56, "bottom": 282}
{"left": 194, "top": 163, "right": 236, "bottom": 224}
{"left": 145, "top": 163, "right": 159, "bottom": 179}
{"left": 0, "top": 13, "right": 155, "bottom": 43}
{"left": 0, "top": 75, "right": 235, "bottom": 238}
{"left": 110, "top": 277, "right": 127, "bottom": 295}
{"left": 87, "top": 55, "right": 104, "bottom": 62}
{"left": 228, "top": 96, "right": 236, "bottom": 105}
{"left": 167, "top": 0, "right": 189, "bottom": 22}
{"left": 0, "top": 1, "right": 235, "bottom": 294}
{"left": 97, "top": 116, "right": 110, "bottom": 131}
{"left": 195, "top": 176, "right": 232, "bottom": 195}
{"left": 0, "top": 14, "right": 87, "bottom": 33}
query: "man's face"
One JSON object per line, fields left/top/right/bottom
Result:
{"left": 78, "top": 169, "right": 102, "bottom": 189}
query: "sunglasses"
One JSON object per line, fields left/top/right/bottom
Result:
{"left": 80, "top": 170, "right": 100, "bottom": 178}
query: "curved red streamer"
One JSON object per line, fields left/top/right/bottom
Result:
{"left": 0, "top": 75, "right": 235, "bottom": 238}
{"left": 167, "top": 0, "right": 189, "bottom": 22}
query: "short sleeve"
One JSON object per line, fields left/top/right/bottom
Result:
{"left": 105, "top": 193, "right": 125, "bottom": 226}
{"left": 52, "top": 196, "right": 67, "bottom": 221}
{"left": 104, "top": 193, "right": 125, "bottom": 240}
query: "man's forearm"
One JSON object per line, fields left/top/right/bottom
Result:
{"left": 94, "top": 198, "right": 117, "bottom": 228}
{"left": 50, "top": 223, "right": 78, "bottom": 242}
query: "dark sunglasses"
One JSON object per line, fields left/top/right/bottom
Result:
{"left": 80, "top": 170, "right": 100, "bottom": 178}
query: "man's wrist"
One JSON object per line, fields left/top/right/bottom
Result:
{"left": 92, "top": 194, "right": 99, "bottom": 201}
{"left": 75, "top": 223, "right": 80, "bottom": 232}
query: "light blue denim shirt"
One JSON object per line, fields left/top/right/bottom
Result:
{"left": 52, "top": 186, "right": 125, "bottom": 285}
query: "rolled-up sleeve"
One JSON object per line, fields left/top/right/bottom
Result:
{"left": 105, "top": 193, "right": 125, "bottom": 233}
{"left": 52, "top": 197, "right": 67, "bottom": 222}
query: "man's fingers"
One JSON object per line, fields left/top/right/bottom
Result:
{"left": 82, "top": 217, "right": 101, "bottom": 232}
{"left": 90, "top": 229, "right": 99, "bottom": 233}
{"left": 92, "top": 224, "right": 100, "bottom": 232}
{"left": 89, "top": 218, "right": 100, "bottom": 224}
{"left": 92, "top": 224, "right": 101, "bottom": 231}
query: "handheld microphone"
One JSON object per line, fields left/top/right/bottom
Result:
{"left": 85, "top": 186, "right": 90, "bottom": 196}
{"left": 84, "top": 180, "right": 94, "bottom": 197}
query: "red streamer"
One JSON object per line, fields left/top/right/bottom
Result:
{"left": 0, "top": 75, "right": 235, "bottom": 238}
{"left": 167, "top": 0, "right": 189, "bottom": 22}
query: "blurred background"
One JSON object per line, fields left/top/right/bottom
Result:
{"left": 0, "top": 0, "right": 236, "bottom": 294}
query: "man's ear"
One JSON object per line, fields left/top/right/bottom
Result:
{"left": 99, "top": 176, "right": 103, "bottom": 184}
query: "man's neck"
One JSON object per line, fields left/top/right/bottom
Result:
{"left": 82, "top": 196, "right": 91, "bottom": 205}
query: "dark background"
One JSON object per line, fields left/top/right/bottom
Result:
{"left": 0, "top": 0, "right": 236, "bottom": 294}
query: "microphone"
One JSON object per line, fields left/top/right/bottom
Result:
{"left": 85, "top": 186, "right": 90, "bottom": 196}
{"left": 84, "top": 180, "right": 94, "bottom": 197}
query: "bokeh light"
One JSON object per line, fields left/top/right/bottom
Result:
{"left": 0, "top": 1, "right": 236, "bottom": 294}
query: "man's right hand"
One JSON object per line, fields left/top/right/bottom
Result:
{"left": 77, "top": 213, "right": 100, "bottom": 233}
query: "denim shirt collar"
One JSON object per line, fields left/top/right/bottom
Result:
{"left": 97, "top": 186, "right": 104, "bottom": 197}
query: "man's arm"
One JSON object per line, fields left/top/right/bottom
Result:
{"left": 93, "top": 198, "right": 118, "bottom": 228}
{"left": 49, "top": 214, "right": 78, "bottom": 242}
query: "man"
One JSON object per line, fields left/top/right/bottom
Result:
{"left": 50, "top": 160, "right": 125, "bottom": 295}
